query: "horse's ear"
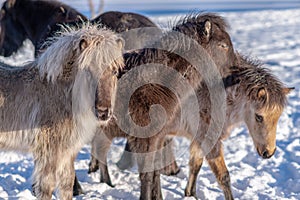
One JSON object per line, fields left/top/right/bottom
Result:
{"left": 59, "top": 6, "right": 66, "bottom": 14}
{"left": 5, "top": 0, "right": 16, "bottom": 10}
{"left": 203, "top": 20, "right": 212, "bottom": 39}
{"left": 116, "top": 38, "right": 124, "bottom": 50}
{"left": 257, "top": 88, "right": 267, "bottom": 100}
{"left": 79, "top": 39, "right": 88, "bottom": 51}
{"left": 283, "top": 87, "right": 295, "bottom": 95}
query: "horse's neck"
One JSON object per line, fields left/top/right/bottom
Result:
{"left": 225, "top": 85, "right": 248, "bottom": 131}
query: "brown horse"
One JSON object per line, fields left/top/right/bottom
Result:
{"left": 0, "top": 0, "right": 86, "bottom": 57}
{"left": 183, "top": 54, "right": 293, "bottom": 199}
{"left": 88, "top": 12, "right": 239, "bottom": 199}
{"left": 92, "top": 11, "right": 160, "bottom": 50}
{"left": 112, "top": 54, "right": 293, "bottom": 200}
{"left": 0, "top": 24, "right": 124, "bottom": 200}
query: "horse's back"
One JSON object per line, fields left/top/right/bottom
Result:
{"left": 93, "top": 11, "right": 157, "bottom": 32}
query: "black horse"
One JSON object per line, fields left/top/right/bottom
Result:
{"left": 0, "top": 0, "right": 86, "bottom": 57}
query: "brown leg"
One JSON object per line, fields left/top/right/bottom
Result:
{"left": 185, "top": 141, "right": 204, "bottom": 198}
{"left": 160, "top": 137, "right": 180, "bottom": 176}
{"left": 99, "top": 161, "right": 114, "bottom": 187}
{"left": 206, "top": 143, "right": 233, "bottom": 200}
{"left": 134, "top": 137, "right": 163, "bottom": 200}
{"left": 89, "top": 132, "right": 114, "bottom": 186}
{"left": 116, "top": 140, "right": 135, "bottom": 170}
{"left": 88, "top": 154, "right": 100, "bottom": 173}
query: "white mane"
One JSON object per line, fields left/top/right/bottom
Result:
{"left": 37, "top": 23, "right": 124, "bottom": 83}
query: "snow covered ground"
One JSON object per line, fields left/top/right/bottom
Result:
{"left": 0, "top": 1, "right": 300, "bottom": 199}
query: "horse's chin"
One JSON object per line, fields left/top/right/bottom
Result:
{"left": 98, "top": 115, "right": 115, "bottom": 126}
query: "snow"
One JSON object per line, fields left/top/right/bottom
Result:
{"left": 0, "top": 1, "right": 300, "bottom": 199}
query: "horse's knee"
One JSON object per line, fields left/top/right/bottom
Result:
{"left": 219, "top": 171, "right": 231, "bottom": 188}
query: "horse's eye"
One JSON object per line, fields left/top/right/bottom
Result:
{"left": 112, "top": 69, "right": 119, "bottom": 76}
{"left": 218, "top": 42, "right": 229, "bottom": 50}
{"left": 255, "top": 113, "right": 264, "bottom": 123}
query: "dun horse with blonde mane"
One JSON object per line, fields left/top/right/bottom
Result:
{"left": 0, "top": 24, "right": 124, "bottom": 200}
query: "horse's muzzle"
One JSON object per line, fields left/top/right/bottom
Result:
{"left": 258, "top": 147, "right": 276, "bottom": 159}
{"left": 96, "top": 107, "right": 112, "bottom": 121}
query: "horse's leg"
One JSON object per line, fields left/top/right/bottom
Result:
{"left": 134, "top": 137, "right": 163, "bottom": 200}
{"left": 98, "top": 148, "right": 114, "bottom": 187}
{"left": 32, "top": 160, "right": 56, "bottom": 200}
{"left": 160, "top": 137, "right": 180, "bottom": 176}
{"left": 185, "top": 141, "right": 204, "bottom": 198}
{"left": 206, "top": 142, "right": 233, "bottom": 200}
{"left": 56, "top": 154, "right": 76, "bottom": 200}
{"left": 88, "top": 135, "right": 101, "bottom": 173}
{"left": 73, "top": 174, "right": 84, "bottom": 196}
{"left": 89, "top": 132, "right": 114, "bottom": 187}
{"left": 88, "top": 155, "right": 100, "bottom": 173}
{"left": 116, "top": 140, "right": 135, "bottom": 170}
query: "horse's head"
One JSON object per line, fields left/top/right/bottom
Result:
{"left": 36, "top": 25, "right": 124, "bottom": 124}
{"left": 94, "top": 64, "right": 120, "bottom": 122}
{"left": 173, "top": 13, "right": 238, "bottom": 76}
{"left": 238, "top": 58, "right": 294, "bottom": 159}
{"left": 75, "top": 28, "right": 124, "bottom": 123}
{"left": 0, "top": 0, "right": 27, "bottom": 57}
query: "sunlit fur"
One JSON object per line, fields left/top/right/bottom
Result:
{"left": 226, "top": 54, "right": 288, "bottom": 157}
{"left": 184, "top": 54, "right": 291, "bottom": 200}
{"left": 0, "top": 24, "right": 123, "bottom": 200}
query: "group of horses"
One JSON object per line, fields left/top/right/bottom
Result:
{"left": 0, "top": 0, "right": 294, "bottom": 200}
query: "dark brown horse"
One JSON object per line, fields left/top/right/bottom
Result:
{"left": 88, "top": 13, "right": 239, "bottom": 199}
{"left": 92, "top": 11, "right": 160, "bottom": 50}
{"left": 0, "top": 0, "right": 86, "bottom": 57}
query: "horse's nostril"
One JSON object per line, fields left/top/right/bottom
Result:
{"left": 97, "top": 107, "right": 110, "bottom": 121}
{"left": 262, "top": 148, "right": 276, "bottom": 159}
{"left": 262, "top": 150, "right": 269, "bottom": 159}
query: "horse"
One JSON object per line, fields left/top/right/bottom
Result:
{"left": 182, "top": 54, "right": 293, "bottom": 199}
{"left": 0, "top": 0, "right": 86, "bottom": 57}
{"left": 87, "top": 12, "right": 240, "bottom": 199}
{"left": 92, "top": 11, "right": 160, "bottom": 50}
{"left": 0, "top": 24, "right": 124, "bottom": 200}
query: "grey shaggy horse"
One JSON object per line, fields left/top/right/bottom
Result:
{"left": 0, "top": 24, "right": 124, "bottom": 200}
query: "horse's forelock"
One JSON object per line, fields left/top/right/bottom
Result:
{"left": 237, "top": 58, "right": 287, "bottom": 110}
{"left": 37, "top": 24, "right": 124, "bottom": 83}
{"left": 174, "top": 12, "right": 230, "bottom": 32}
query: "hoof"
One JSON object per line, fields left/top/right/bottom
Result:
{"left": 88, "top": 160, "right": 100, "bottom": 174}
{"left": 160, "top": 162, "right": 181, "bottom": 176}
